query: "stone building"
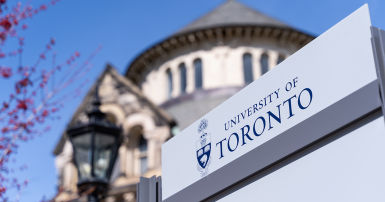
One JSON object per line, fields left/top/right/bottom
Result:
{"left": 53, "top": 1, "right": 314, "bottom": 201}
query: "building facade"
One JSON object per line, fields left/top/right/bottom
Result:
{"left": 53, "top": 1, "right": 314, "bottom": 201}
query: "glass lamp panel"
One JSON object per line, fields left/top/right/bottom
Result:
{"left": 72, "top": 132, "right": 92, "bottom": 180}
{"left": 94, "top": 132, "right": 116, "bottom": 179}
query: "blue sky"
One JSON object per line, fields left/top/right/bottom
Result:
{"left": 2, "top": 0, "right": 385, "bottom": 201}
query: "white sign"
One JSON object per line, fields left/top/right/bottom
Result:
{"left": 218, "top": 117, "right": 385, "bottom": 202}
{"left": 162, "top": 4, "right": 376, "bottom": 200}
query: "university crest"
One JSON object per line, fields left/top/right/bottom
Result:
{"left": 196, "top": 118, "right": 212, "bottom": 178}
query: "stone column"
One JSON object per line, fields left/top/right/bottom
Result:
{"left": 268, "top": 50, "right": 279, "bottom": 70}
{"left": 118, "top": 145, "right": 127, "bottom": 176}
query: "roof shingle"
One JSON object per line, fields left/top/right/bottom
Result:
{"left": 176, "top": 0, "right": 289, "bottom": 35}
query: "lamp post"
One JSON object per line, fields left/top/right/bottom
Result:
{"left": 67, "top": 81, "right": 121, "bottom": 202}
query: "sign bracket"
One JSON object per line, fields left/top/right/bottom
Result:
{"left": 371, "top": 26, "right": 385, "bottom": 121}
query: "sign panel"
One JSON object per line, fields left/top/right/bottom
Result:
{"left": 217, "top": 116, "right": 385, "bottom": 202}
{"left": 162, "top": 4, "right": 376, "bottom": 200}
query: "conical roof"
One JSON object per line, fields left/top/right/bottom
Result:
{"left": 125, "top": 0, "right": 314, "bottom": 84}
{"left": 175, "top": 0, "right": 289, "bottom": 35}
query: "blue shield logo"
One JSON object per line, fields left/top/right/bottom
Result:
{"left": 196, "top": 134, "right": 211, "bottom": 169}
{"left": 196, "top": 118, "right": 212, "bottom": 177}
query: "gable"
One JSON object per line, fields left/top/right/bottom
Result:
{"left": 53, "top": 64, "right": 175, "bottom": 155}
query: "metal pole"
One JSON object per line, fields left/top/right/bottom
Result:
{"left": 137, "top": 176, "right": 162, "bottom": 202}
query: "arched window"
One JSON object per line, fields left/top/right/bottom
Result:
{"left": 277, "top": 55, "right": 285, "bottom": 65}
{"left": 126, "top": 125, "right": 149, "bottom": 176}
{"left": 260, "top": 53, "right": 269, "bottom": 75}
{"left": 194, "top": 59, "right": 203, "bottom": 89}
{"left": 166, "top": 69, "right": 173, "bottom": 99}
{"left": 243, "top": 53, "right": 253, "bottom": 84}
{"left": 138, "top": 135, "right": 148, "bottom": 175}
{"left": 179, "top": 63, "right": 187, "bottom": 94}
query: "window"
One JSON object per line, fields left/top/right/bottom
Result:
{"left": 166, "top": 69, "right": 173, "bottom": 99}
{"left": 243, "top": 53, "right": 254, "bottom": 84}
{"left": 179, "top": 63, "right": 187, "bottom": 94}
{"left": 194, "top": 59, "right": 203, "bottom": 89}
{"left": 260, "top": 53, "right": 269, "bottom": 75}
{"left": 127, "top": 125, "right": 149, "bottom": 176}
{"left": 139, "top": 135, "right": 148, "bottom": 175}
{"left": 277, "top": 55, "right": 285, "bottom": 65}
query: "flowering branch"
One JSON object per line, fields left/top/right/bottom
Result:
{"left": 0, "top": 0, "right": 101, "bottom": 200}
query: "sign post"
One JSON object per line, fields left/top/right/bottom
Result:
{"left": 138, "top": 4, "right": 385, "bottom": 202}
